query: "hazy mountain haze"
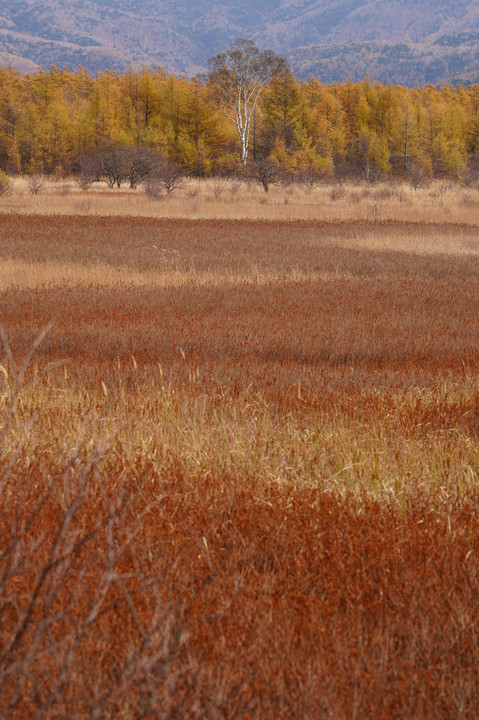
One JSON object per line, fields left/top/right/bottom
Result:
{"left": 0, "top": 1, "right": 479, "bottom": 84}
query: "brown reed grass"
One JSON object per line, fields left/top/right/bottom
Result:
{"left": 1, "top": 201, "right": 478, "bottom": 718}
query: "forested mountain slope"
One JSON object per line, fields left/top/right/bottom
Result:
{"left": 1, "top": 0, "right": 479, "bottom": 84}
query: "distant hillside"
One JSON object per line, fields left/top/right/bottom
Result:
{"left": 0, "top": 49, "right": 39, "bottom": 73}
{"left": 1, "top": 0, "right": 479, "bottom": 85}
{"left": 289, "top": 36, "right": 479, "bottom": 85}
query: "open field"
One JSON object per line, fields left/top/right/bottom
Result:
{"left": 2, "top": 176, "right": 479, "bottom": 225}
{"left": 1, "top": 190, "right": 479, "bottom": 718}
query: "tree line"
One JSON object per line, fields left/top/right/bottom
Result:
{"left": 1, "top": 42, "right": 479, "bottom": 187}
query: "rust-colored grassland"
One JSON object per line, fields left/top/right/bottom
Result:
{"left": 1, "top": 184, "right": 479, "bottom": 718}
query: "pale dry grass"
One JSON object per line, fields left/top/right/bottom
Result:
{"left": 328, "top": 226, "right": 479, "bottom": 256}
{"left": 1, "top": 214, "right": 478, "bottom": 297}
{"left": 0, "top": 258, "right": 360, "bottom": 290}
{"left": 3, "top": 243, "right": 477, "bottom": 290}
{"left": 2, "top": 176, "right": 479, "bottom": 226}
{"left": 6, "top": 368, "right": 479, "bottom": 501}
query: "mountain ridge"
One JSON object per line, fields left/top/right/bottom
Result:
{"left": 1, "top": 0, "right": 479, "bottom": 85}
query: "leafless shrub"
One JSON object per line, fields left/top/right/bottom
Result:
{"left": 409, "top": 163, "right": 430, "bottom": 190}
{"left": 250, "top": 159, "right": 277, "bottom": 192}
{"left": 74, "top": 155, "right": 100, "bottom": 191}
{"left": 121, "top": 146, "right": 159, "bottom": 189}
{"left": 460, "top": 192, "right": 478, "bottom": 206}
{"left": 76, "top": 174, "right": 93, "bottom": 192}
{"left": 374, "top": 186, "right": 396, "bottom": 200}
{"left": 53, "top": 165, "right": 68, "bottom": 181}
{"left": 152, "top": 159, "right": 185, "bottom": 195}
{"left": 99, "top": 145, "right": 160, "bottom": 191}
{"left": 296, "top": 168, "right": 322, "bottom": 193}
{"left": 329, "top": 185, "right": 345, "bottom": 201}
{"left": 27, "top": 174, "right": 46, "bottom": 195}
{"left": 99, "top": 148, "right": 127, "bottom": 188}
{"left": 212, "top": 178, "right": 226, "bottom": 199}
{"left": 144, "top": 178, "right": 165, "bottom": 200}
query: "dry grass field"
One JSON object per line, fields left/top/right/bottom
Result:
{"left": 1, "top": 180, "right": 479, "bottom": 718}
{"left": 3, "top": 175, "right": 479, "bottom": 225}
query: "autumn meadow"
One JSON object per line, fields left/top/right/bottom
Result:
{"left": 0, "top": 177, "right": 477, "bottom": 719}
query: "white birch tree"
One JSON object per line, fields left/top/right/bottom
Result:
{"left": 207, "top": 39, "right": 287, "bottom": 165}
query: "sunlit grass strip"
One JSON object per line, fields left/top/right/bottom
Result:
{"left": 1, "top": 177, "right": 479, "bottom": 226}
{"left": 0, "top": 259, "right": 362, "bottom": 290}
{"left": 3, "top": 374, "right": 477, "bottom": 502}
